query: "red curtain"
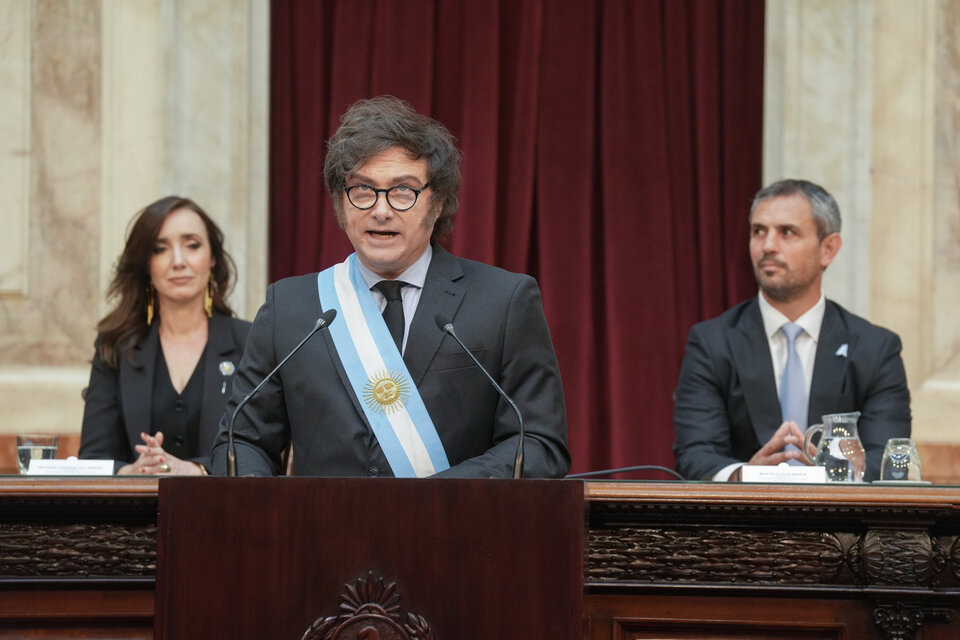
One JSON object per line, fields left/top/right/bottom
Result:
{"left": 269, "top": 0, "right": 763, "bottom": 477}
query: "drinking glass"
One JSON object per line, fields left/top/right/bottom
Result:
{"left": 16, "top": 434, "right": 59, "bottom": 474}
{"left": 880, "top": 438, "right": 922, "bottom": 482}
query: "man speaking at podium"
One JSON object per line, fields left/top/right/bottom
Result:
{"left": 211, "top": 96, "right": 569, "bottom": 478}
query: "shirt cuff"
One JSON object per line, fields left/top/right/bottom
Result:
{"left": 712, "top": 462, "right": 744, "bottom": 482}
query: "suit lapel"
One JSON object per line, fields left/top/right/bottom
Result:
{"left": 121, "top": 324, "right": 159, "bottom": 448}
{"left": 809, "top": 301, "right": 852, "bottom": 425}
{"left": 727, "top": 299, "right": 783, "bottom": 444}
{"left": 319, "top": 246, "right": 465, "bottom": 421}
{"left": 403, "top": 245, "right": 465, "bottom": 386}
{"left": 199, "top": 313, "right": 240, "bottom": 450}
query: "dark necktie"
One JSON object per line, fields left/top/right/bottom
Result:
{"left": 374, "top": 280, "right": 405, "bottom": 350}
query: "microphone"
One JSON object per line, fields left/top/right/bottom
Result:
{"left": 434, "top": 315, "right": 525, "bottom": 479}
{"left": 227, "top": 309, "right": 337, "bottom": 477}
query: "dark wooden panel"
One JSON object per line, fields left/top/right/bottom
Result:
{"left": 154, "top": 478, "right": 584, "bottom": 639}
{"left": 0, "top": 627, "right": 149, "bottom": 640}
{"left": 0, "top": 478, "right": 157, "bottom": 581}
{"left": 0, "top": 478, "right": 158, "bottom": 638}
{"left": 0, "top": 588, "right": 153, "bottom": 639}
{"left": 5, "top": 478, "right": 960, "bottom": 639}
{"left": 586, "top": 593, "right": 871, "bottom": 639}
{"left": 584, "top": 482, "right": 960, "bottom": 640}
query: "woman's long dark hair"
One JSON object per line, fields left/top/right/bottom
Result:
{"left": 97, "top": 196, "right": 237, "bottom": 368}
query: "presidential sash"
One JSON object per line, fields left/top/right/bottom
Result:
{"left": 317, "top": 254, "right": 450, "bottom": 477}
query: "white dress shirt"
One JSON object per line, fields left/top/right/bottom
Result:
{"left": 356, "top": 244, "right": 433, "bottom": 355}
{"left": 712, "top": 291, "right": 826, "bottom": 481}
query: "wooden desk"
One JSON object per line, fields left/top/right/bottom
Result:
{"left": 585, "top": 481, "right": 960, "bottom": 639}
{"left": 0, "top": 477, "right": 156, "bottom": 638}
{"left": 3, "top": 478, "right": 960, "bottom": 639}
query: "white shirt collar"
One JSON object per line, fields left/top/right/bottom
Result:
{"left": 356, "top": 244, "right": 433, "bottom": 290}
{"left": 757, "top": 290, "right": 826, "bottom": 342}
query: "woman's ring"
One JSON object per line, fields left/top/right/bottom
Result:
{"left": 159, "top": 463, "right": 171, "bottom": 473}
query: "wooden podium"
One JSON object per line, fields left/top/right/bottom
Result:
{"left": 154, "top": 477, "right": 584, "bottom": 639}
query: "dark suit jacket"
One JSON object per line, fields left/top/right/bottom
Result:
{"left": 79, "top": 312, "right": 251, "bottom": 472}
{"left": 673, "top": 298, "right": 911, "bottom": 481}
{"left": 210, "top": 245, "right": 570, "bottom": 478}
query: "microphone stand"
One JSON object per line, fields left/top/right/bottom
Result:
{"left": 227, "top": 310, "right": 337, "bottom": 477}
{"left": 436, "top": 316, "right": 525, "bottom": 479}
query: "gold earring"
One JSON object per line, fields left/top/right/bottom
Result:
{"left": 204, "top": 276, "right": 214, "bottom": 318}
{"left": 146, "top": 286, "right": 155, "bottom": 325}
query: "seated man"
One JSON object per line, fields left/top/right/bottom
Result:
{"left": 211, "top": 96, "right": 569, "bottom": 478}
{"left": 673, "top": 179, "right": 910, "bottom": 481}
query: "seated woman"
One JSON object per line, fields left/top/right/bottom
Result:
{"left": 80, "top": 196, "right": 250, "bottom": 475}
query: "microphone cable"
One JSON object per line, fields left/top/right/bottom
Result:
{"left": 566, "top": 465, "right": 686, "bottom": 480}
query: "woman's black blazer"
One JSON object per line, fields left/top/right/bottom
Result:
{"left": 79, "top": 312, "right": 251, "bottom": 472}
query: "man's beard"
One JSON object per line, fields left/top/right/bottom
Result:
{"left": 758, "top": 277, "right": 807, "bottom": 302}
{"left": 755, "top": 256, "right": 807, "bottom": 302}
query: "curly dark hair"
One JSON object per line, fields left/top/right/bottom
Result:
{"left": 96, "top": 196, "right": 237, "bottom": 368}
{"left": 323, "top": 95, "right": 462, "bottom": 240}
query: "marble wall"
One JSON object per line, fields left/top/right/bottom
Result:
{"left": 906, "top": 0, "right": 960, "bottom": 443}
{"left": 0, "top": 0, "right": 30, "bottom": 299}
{"left": 100, "top": 0, "right": 269, "bottom": 319}
{"left": 0, "top": 0, "right": 268, "bottom": 436}
{"left": 763, "top": 0, "right": 874, "bottom": 317}
{"left": 765, "top": 0, "right": 960, "bottom": 451}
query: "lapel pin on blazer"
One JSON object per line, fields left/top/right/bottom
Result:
{"left": 835, "top": 344, "right": 849, "bottom": 358}
{"left": 219, "top": 360, "right": 236, "bottom": 394}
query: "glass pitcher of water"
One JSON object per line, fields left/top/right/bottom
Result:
{"left": 801, "top": 412, "right": 866, "bottom": 482}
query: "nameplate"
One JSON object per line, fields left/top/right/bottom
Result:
{"left": 27, "top": 457, "right": 114, "bottom": 476}
{"left": 740, "top": 464, "right": 826, "bottom": 483}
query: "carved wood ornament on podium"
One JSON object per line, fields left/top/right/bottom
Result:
{"left": 301, "top": 573, "right": 433, "bottom": 640}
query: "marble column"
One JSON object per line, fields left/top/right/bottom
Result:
{"left": 878, "top": 0, "right": 960, "bottom": 446}
{"left": 0, "top": 0, "right": 101, "bottom": 436}
{"left": 764, "top": 0, "right": 960, "bottom": 466}
{"left": 763, "top": 0, "right": 874, "bottom": 316}
{"left": 0, "top": 0, "right": 269, "bottom": 440}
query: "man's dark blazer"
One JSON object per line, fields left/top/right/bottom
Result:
{"left": 673, "top": 297, "right": 910, "bottom": 481}
{"left": 210, "top": 244, "right": 570, "bottom": 478}
{"left": 79, "top": 312, "right": 251, "bottom": 472}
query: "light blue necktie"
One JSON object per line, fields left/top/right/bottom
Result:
{"left": 780, "top": 322, "right": 807, "bottom": 461}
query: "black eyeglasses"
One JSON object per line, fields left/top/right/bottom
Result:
{"left": 344, "top": 183, "right": 431, "bottom": 212}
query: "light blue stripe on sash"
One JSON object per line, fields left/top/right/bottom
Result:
{"left": 317, "top": 254, "right": 450, "bottom": 477}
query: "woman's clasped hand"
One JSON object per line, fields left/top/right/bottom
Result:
{"left": 116, "top": 431, "right": 206, "bottom": 476}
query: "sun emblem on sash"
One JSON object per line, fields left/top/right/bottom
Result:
{"left": 363, "top": 370, "right": 410, "bottom": 414}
